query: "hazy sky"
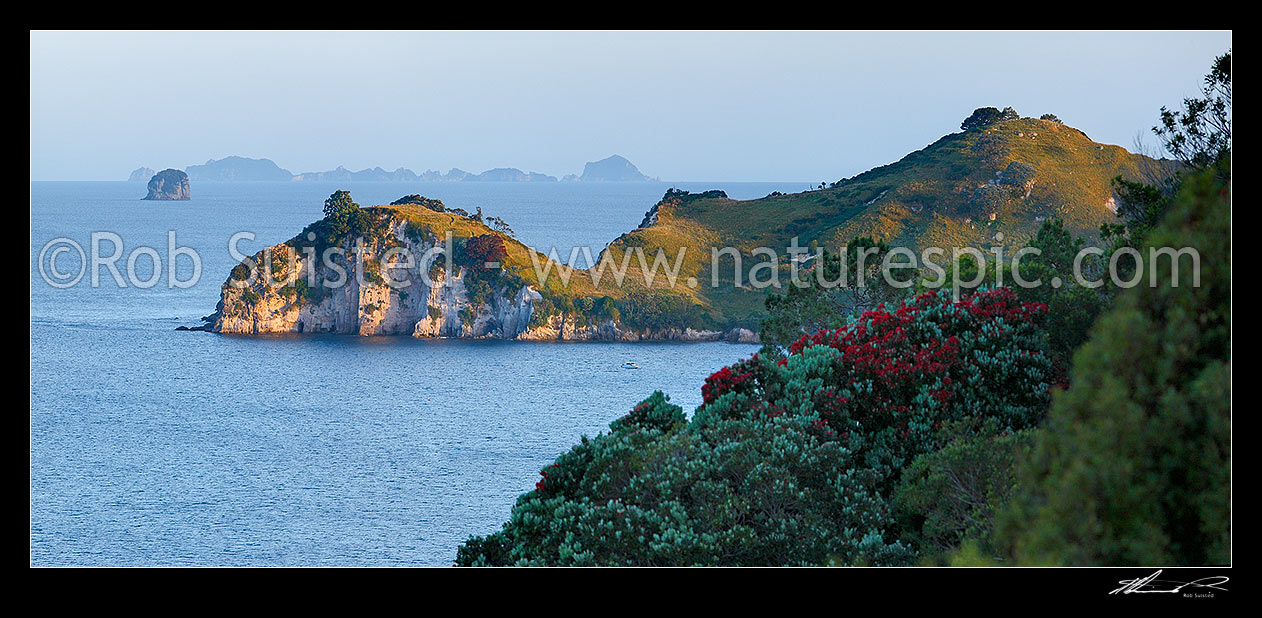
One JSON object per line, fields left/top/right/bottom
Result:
{"left": 30, "top": 30, "right": 1230, "bottom": 181}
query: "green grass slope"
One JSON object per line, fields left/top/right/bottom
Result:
{"left": 600, "top": 116, "right": 1180, "bottom": 326}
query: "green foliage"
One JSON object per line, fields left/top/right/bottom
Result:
{"left": 464, "top": 276, "right": 493, "bottom": 308}
{"left": 455, "top": 391, "right": 911, "bottom": 566}
{"left": 996, "top": 159, "right": 1231, "bottom": 566}
{"left": 961, "top": 106, "right": 1019, "bottom": 131}
{"left": 230, "top": 262, "right": 251, "bottom": 282}
{"left": 616, "top": 292, "right": 714, "bottom": 332}
{"left": 527, "top": 295, "right": 555, "bottom": 328}
{"left": 1011, "top": 218, "right": 1110, "bottom": 367}
{"left": 894, "top": 419, "right": 1034, "bottom": 563}
{"left": 1105, "top": 175, "right": 1178, "bottom": 248}
{"left": 390, "top": 195, "right": 446, "bottom": 212}
{"left": 292, "top": 278, "right": 329, "bottom": 306}
{"left": 458, "top": 306, "right": 476, "bottom": 327}
{"left": 458, "top": 288, "right": 1057, "bottom": 566}
{"left": 361, "top": 259, "right": 385, "bottom": 286}
{"left": 322, "top": 190, "right": 360, "bottom": 238}
{"left": 1039, "top": 113, "right": 1063, "bottom": 124}
{"left": 761, "top": 237, "right": 915, "bottom": 350}
{"left": 1155, "top": 50, "right": 1231, "bottom": 171}
{"left": 427, "top": 305, "right": 442, "bottom": 321}
{"left": 484, "top": 215, "right": 516, "bottom": 236}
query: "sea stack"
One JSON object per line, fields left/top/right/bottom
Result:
{"left": 143, "top": 169, "right": 191, "bottom": 200}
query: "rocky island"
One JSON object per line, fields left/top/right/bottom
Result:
{"left": 136, "top": 156, "right": 645, "bottom": 183}
{"left": 185, "top": 156, "right": 294, "bottom": 181}
{"left": 143, "top": 169, "right": 190, "bottom": 200}
{"left": 578, "top": 154, "right": 654, "bottom": 181}
{"left": 203, "top": 192, "right": 756, "bottom": 342}
{"left": 128, "top": 167, "right": 157, "bottom": 182}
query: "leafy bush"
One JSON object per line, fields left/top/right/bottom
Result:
{"left": 322, "top": 190, "right": 359, "bottom": 238}
{"left": 456, "top": 391, "right": 910, "bottom": 566}
{"left": 760, "top": 236, "right": 914, "bottom": 350}
{"left": 709, "top": 288, "right": 1053, "bottom": 489}
{"left": 460, "top": 234, "right": 508, "bottom": 270}
{"left": 390, "top": 195, "right": 446, "bottom": 212}
{"left": 616, "top": 292, "right": 714, "bottom": 332}
{"left": 457, "top": 288, "right": 1056, "bottom": 566}
{"left": 1010, "top": 218, "right": 1110, "bottom": 369}
{"left": 996, "top": 158, "right": 1231, "bottom": 566}
{"left": 961, "top": 106, "right": 1018, "bottom": 131}
{"left": 894, "top": 419, "right": 1033, "bottom": 562}
{"left": 458, "top": 306, "right": 476, "bottom": 327}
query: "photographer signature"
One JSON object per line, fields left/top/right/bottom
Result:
{"left": 1110, "top": 570, "right": 1230, "bottom": 595}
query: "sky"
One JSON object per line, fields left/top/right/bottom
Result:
{"left": 30, "top": 30, "right": 1231, "bottom": 182}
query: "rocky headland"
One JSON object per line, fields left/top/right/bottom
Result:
{"left": 202, "top": 197, "right": 757, "bottom": 343}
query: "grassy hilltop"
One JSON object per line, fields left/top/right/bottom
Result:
{"left": 252, "top": 112, "right": 1180, "bottom": 336}
{"left": 599, "top": 113, "right": 1179, "bottom": 325}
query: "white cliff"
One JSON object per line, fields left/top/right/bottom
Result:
{"left": 205, "top": 211, "right": 758, "bottom": 343}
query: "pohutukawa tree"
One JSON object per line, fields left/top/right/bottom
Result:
{"left": 456, "top": 288, "right": 1057, "bottom": 566}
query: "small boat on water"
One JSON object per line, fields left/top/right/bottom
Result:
{"left": 621, "top": 362, "right": 640, "bottom": 370}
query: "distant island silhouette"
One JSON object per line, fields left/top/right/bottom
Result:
{"left": 129, "top": 155, "right": 656, "bottom": 182}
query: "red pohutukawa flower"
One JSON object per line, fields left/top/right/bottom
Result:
{"left": 698, "top": 288, "right": 1053, "bottom": 469}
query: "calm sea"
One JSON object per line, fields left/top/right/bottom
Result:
{"left": 29, "top": 180, "right": 803, "bottom": 566}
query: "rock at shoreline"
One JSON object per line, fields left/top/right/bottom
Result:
{"left": 143, "top": 169, "right": 190, "bottom": 200}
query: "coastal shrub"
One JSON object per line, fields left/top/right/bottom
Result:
{"left": 460, "top": 234, "right": 508, "bottom": 270}
{"left": 1009, "top": 218, "right": 1110, "bottom": 369}
{"left": 322, "top": 190, "right": 360, "bottom": 239}
{"left": 995, "top": 158, "right": 1231, "bottom": 566}
{"left": 455, "top": 392, "right": 911, "bottom": 567}
{"left": 760, "top": 237, "right": 915, "bottom": 350}
{"left": 662, "top": 188, "right": 728, "bottom": 204}
{"left": 391, "top": 195, "right": 446, "bottom": 212}
{"left": 293, "top": 277, "right": 329, "bottom": 305}
{"left": 960, "top": 106, "right": 1018, "bottom": 131}
{"left": 616, "top": 292, "right": 714, "bottom": 332}
{"left": 457, "top": 288, "right": 1057, "bottom": 566}
{"left": 458, "top": 306, "right": 476, "bottom": 327}
{"left": 361, "top": 260, "right": 385, "bottom": 286}
{"left": 704, "top": 288, "right": 1053, "bottom": 490}
{"left": 893, "top": 419, "right": 1034, "bottom": 562}
{"left": 527, "top": 295, "right": 557, "bottom": 328}
{"left": 230, "top": 262, "right": 251, "bottom": 283}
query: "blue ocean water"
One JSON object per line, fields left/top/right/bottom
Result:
{"left": 29, "top": 180, "right": 802, "bottom": 566}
